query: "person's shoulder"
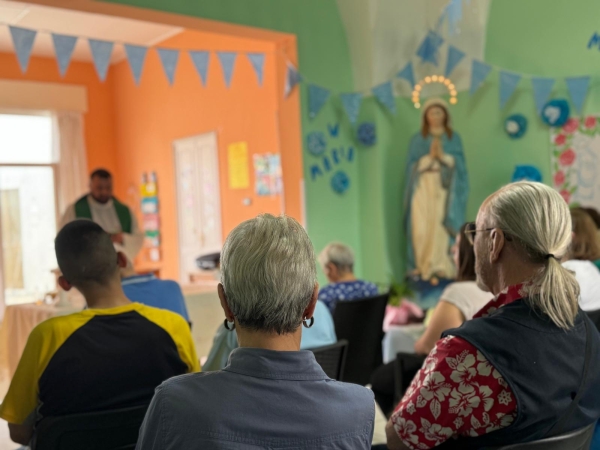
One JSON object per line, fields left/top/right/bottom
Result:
{"left": 135, "top": 303, "right": 189, "bottom": 329}
{"left": 325, "top": 381, "right": 375, "bottom": 415}
{"left": 32, "top": 311, "right": 89, "bottom": 337}
{"left": 156, "top": 279, "right": 184, "bottom": 293}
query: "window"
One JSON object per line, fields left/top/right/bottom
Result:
{"left": 0, "top": 113, "right": 58, "bottom": 305}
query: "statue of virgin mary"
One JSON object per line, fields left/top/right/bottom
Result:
{"left": 404, "top": 98, "right": 469, "bottom": 281}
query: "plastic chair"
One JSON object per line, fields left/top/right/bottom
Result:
{"left": 310, "top": 339, "right": 348, "bottom": 380}
{"left": 32, "top": 404, "right": 149, "bottom": 450}
{"left": 484, "top": 422, "right": 595, "bottom": 449}
{"left": 333, "top": 293, "right": 389, "bottom": 385}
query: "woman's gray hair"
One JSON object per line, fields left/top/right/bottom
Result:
{"left": 486, "top": 182, "right": 579, "bottom": 329}
{"left": 220, "top": 214, "right": 317, "bottom": 334}
{"left": 318, "top": 242, "right": 355, "bottom": 272}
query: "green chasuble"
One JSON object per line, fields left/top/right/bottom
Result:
{"left": 74, "top": 195, "right": 132, "bottom": 234}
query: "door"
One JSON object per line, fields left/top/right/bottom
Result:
{"left": 174, "top": 132, "right": 222, "bottom": 284}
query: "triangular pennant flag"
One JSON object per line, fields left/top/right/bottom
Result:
{"left": 51, "top": 34, "right": 77, "bottom": 77}
{"left": 446, "top": 0, "right": 463, "bottom": 36}
{"left": 9, "top": 26, "right": 37, "bottom": 73}
{"left": 397, "top": 61, "right": 415, "bottom": 88}
{"left": 416, "top": 30, "right": 444, "bottom": 66}
{"left": 284, "top": 62, "right": 302, "bottom": 97}
{"left": 566, "top": 76, "right": 590, "bottom": 114}
{"left": 470, "top": 60, "right": 492, "bottom": 95}
{"left": 217, "top": 51, "right": 237, "bottom": 88}
{"left": 340, "top": 93, "right": 362, "bottom": 125}
{"left": 189, "top": 51, "right": 210, "bottom": 86}
{"left": 88, "top": 39, "right": 114, "bottom": 81}
{"left": 531, "top": 77, "right": 555, "bottom": 114}
{"left": 308, "top": 84, "right": 331, "bottom": 119}
{"left": 445, "top": 45, "right": 466, "bottom": 78}
{"left": 246, "top": 53, "right": 265, "bottom": 86}
{"left": 123, "top": 44, "right": 147, "bottom": 85}
{"left": 156, "top": 48, "right": 179, "bottom": 85}
{"left": 499, "top": 71, "right": 522, "bottom": 109}
{"left": 372, "top": 81, "right": 396, "bottom": 115}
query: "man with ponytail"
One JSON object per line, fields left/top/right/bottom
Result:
{"left": 387, "top": 182, "right": 600, "bottom": 450}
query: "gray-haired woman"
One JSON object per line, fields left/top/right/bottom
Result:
{"left": 136, "top": 214, "right": 375, "bottom": 450}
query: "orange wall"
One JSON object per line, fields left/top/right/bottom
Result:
{"left": 0, "top": 52, "right": 117, "bottom": 175}
{"left": 112, "top": 30, "right": 289, "bottom": 280}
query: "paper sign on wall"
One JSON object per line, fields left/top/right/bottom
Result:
{"left": 228, "top": 142, "right": 250, "bottom": 189}
{"left": 254, "top": 153, "right": 282, "bottom": 196}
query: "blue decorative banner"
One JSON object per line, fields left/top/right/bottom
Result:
{"left": 470, "top": 60, "right": 492, "bottom": 95}
{"left": 565, "top": 76, "right": 590, "bottom": 114}
{"left": 446, "top": 0, "right": 463, "bottom": 36}
{"left": 88, "top": 39, "right": 114, "bottom": 81}
{"left": 123, "top": 44, "right": 147, "bottom": 85}
{"left": 9, "top": 26, "right": 37, "bottom": 73}
{"left": 445, "top": 45, "right": 465, "bottom": 78}
{"left": 416, "top": 30, "right": 444, "bottom": 66}
{"left": 308, "top": 84, "right": 331, "bottom": 119}
{"left": 499, "top": 71, "right": 521, "bottom": 109}
{"left": 284, "top": 61, "right": 302, "bottom": 97}
{"left": 372, "top": 81, "right": 396, "bottom": 115}
{"left": 189, "top": 51, "right": 210, "bottom": 86}
{"left": 246, "top": 53, "right": 265, "bottom": 86}
{"left": 340, "top": 93, "right": 363, "bottom": 125}
{"left": 156, "top": 48, "right": 179, "bottom": 85}
{"left": 531, "top": 77, "right": 555, "bottom": 114}
{"left": 217, "top": 51, "right": 237, "bottom": 88}
{"left": 512, "top": 165, "right": 542, "bottom": 183}
{"left": 397, "top": 61, "right": 415, "bottom": 88}
{"left": 51, "top": 34, "right": 77, "bottom": 77}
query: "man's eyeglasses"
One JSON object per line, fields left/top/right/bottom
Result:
{"left": 464, "top": 222, "right": 512, "bottom": 246}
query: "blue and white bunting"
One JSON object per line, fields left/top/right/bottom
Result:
{"left": 189, "top": 51, "right": 210, "bottom": 86}
{"left": 531, "top": 77, "right": 555, "bottom": 114}
{"left": 340, "top": 93, "right": 362, "bottom": 125}
{"left": 446, "top": 0, "right": 463, "bottom": 36}
{"left": 499, "top": 71, "right": 521, "bottom": 109}
{"left": 51, "top": 34, "right": 77, "bottom": 77}
{"left": 217, "top": 51, "right": 237, "bottom": 88}
{"left": 372, "top": 81, "right": 396, "bottom": 115}
{"left": 308, "top": 84, "right": 331, "bottom": 119}
{"left": 445, "top": 45, "right": 465, "bottom": 78}
{"left": 88, "top": 39, "right": 114, "bottom": 81}
{"left": 416, "top": 30, "right": 444, "bottom": 66}
{"left": 246, "top": 53, "right": 265, "bottom": 86}
{"left": 123, "top": 44, "right": 147, "bottom": 85}
{"left": 565, "top": 76, "right": 590, "bottom": 114}
{"left": 9, "top": 26, "right": 37, "bottom": 73}
{"left": 397, "top": 61, "right": 415, "bottom": 88}
{"left": 284, "top": 61, "right": 302, "bottom": 97}
{"left": 469, "top": 60, "right": 492, "bottom": 95}
{"left": 156, "top": 48, "right": 179, "bottom": 85}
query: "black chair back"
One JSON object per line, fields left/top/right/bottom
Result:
{"left": 393, "top": 352, "right": 426, "bottom": 406}
{"left": 333, "top": 293, "right": 389, "bottom": 385}
{"left": 33, "top": 404, "right": 149, "bottom": 450}
{"left": 484, "top": 422, "right": 595, "bottom": 449}
{"left": 585, "top": 309, "right": 600, "bottom": 333}
{"left": 310, "top": 339, "right": 348, "bottom": 380}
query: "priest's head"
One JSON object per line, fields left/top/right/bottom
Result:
{"left": 90, "top": 168, "right": 113, "bottom": 204}
{"left": 55, "top": 220, "right": 127, "bottom": 298}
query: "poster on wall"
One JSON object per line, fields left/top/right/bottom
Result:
{"left": 550, "top": 116, "right": 600, "bottom": 207}
{"left": 228, "top": 142, "right": 250, "bottom": 189}
{"left": 253, "top": 153, "right": 282, "bottom": 196}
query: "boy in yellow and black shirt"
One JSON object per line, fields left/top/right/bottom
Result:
{"left": 0, "top": 220, "right": 200, "bottom": 446}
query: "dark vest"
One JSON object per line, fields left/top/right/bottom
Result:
{"left": 438, "top": 299, "right": 600, "bottom": 449}
{"left": 74, "top": 195, "right": 132, "bottom": 233}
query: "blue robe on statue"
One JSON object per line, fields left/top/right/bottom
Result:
{"left": 404, "top": 132, "right": 469, "bottom": 279}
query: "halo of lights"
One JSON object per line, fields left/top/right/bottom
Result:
{"left": 412, "top": 75, "right": 458, "bottom": 108}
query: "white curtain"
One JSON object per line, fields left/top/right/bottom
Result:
{"left": 52, "top": 111, "right": 88, "bottom": 218}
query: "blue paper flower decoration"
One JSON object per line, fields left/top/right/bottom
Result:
{"left": 541, "top": 99, "right": 570, "bottom": 127}
{"left": 504, "top": 114, "right": 528, "bottom": 139}
{"left": 357, "top": 122, "right": 376, "bottom": 147}
{"left": 306, "top": 131, "right": 327, "bottom": 157}
{"left": 511, "top": 165, "right": 542, "bottom": 183}
{"left": 331, "top": 171, "right": 350, "bottom": 194}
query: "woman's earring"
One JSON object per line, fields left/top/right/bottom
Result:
{"left": 224, "top": 319, "right": 236, "bottom": 331}
{"left": 303, "top": 317, "right": 314, "bottom": 328}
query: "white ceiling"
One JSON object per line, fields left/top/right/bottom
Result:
{"left": 0, "top": 0, "right": 183, "bottom": 63}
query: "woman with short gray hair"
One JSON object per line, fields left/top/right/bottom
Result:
{"left": 137, "top": 214, "right": 375, "bottom": 450}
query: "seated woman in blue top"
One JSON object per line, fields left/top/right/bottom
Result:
{"left": 318, "top": 242, "right": 378, "bottom": 313}
{"left": 136, "top": 214, "right": 375, "bottom": 450}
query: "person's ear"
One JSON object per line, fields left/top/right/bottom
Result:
{"left": 218, "top": 283, "right": 235, "bottom": 322}
{"left": 303, "top": 284, "right": 319, "bottom": 320}
{"left": 489, "top": 228, "right": 506, "bottom": 263}
{"left": 58, "top": 275, "right": 73, "bottom": 292}
{"left": 116, "top": 251, "right": 128, "bottom": 269}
